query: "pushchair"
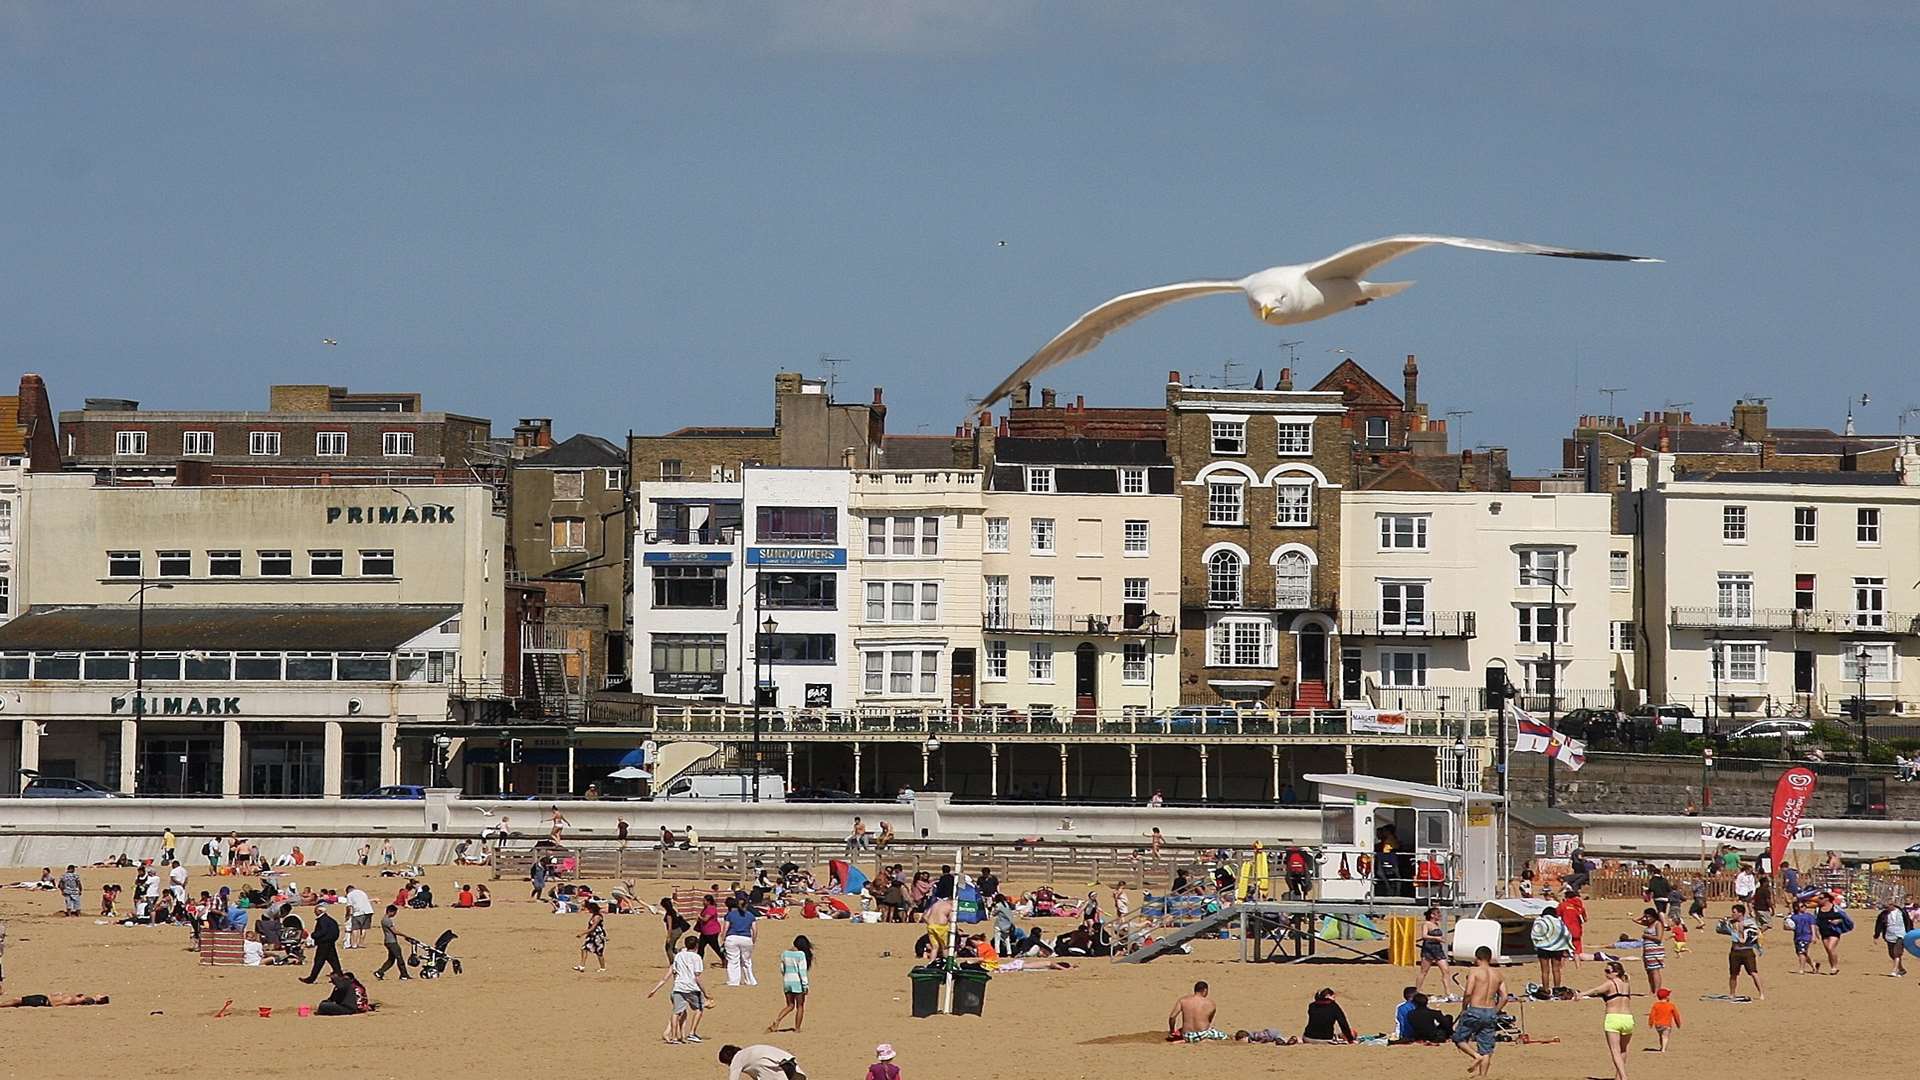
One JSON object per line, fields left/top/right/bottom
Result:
{"left": 407, "top": 929, "right": 464, "bottom": 978}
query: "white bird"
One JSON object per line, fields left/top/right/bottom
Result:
{"left": 474, "top": 805, "right": 495, "bottom": 817}
{"left": 321, "top": 338, "right": 338, "bottom": 346}
{"left": 976, "top": 234, "right": 1659, "bottom": 408}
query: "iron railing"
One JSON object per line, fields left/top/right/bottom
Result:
{"left": 648, "top": 703, "right": 1494, "bottom": 739}
{"left": 1670, "top": 606, "right": 1919, "bottom": 634}
{"left": 981, "top": 612, "right": 1174, "bottom": 635}
{"left": 1340, "top": 610, "right": 1478, "bottom": 637}
{"left": 643, "top": 526, "right": 739, "bottom": 545}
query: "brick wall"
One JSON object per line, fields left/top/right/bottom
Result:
{"left": 628, "top": 434, "right": 782, "bottom": 485}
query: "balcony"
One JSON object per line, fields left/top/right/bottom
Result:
{"left": 644, "top": 525, "right": 739, "bottom": 545}
{"left": 982, "top": 612, "right": 1175, "bottom": 636}
{"left": 1340, "top": 610, "right": 1477, "bottom": 638}
{"left": 1670, "top": 606, "right": 1919, "bottom": 634}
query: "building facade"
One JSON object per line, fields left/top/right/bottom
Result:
{"left": 506, "top": 426, "right": 629, "bottom": 696}
{"left": 846, "top": 468, "right": 985, "bottom": 710}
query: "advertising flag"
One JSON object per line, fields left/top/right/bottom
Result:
{"left": 1768, "top": 766, "right": 1818, "bottom": 872}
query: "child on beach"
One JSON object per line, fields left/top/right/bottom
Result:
{"left": 1648, "top": 987, "right": 1680, "bottom": 1051}
{"left": 866, "top": 1044, "right": 901, "bottom": 1080}
{"left": 1790, "top": 899, "right": 1819, "bottom": 973}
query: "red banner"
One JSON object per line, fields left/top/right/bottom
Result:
{"left": 1769, "top": 767, "right": 1818, "bottom": 872}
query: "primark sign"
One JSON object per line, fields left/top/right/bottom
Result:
{"left": 326, "top": 504, "right": 456, "bottom": 525}
{"left": 111, "top": 695, "right": 242, "bottom": 716}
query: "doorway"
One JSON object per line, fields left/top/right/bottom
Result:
{"left": 1793, "top": 650, "right": 1814, "bottom": 696}
{"left": 1340, "top": 646, "right": 1362, "bottom": 702}
{"left": 1075, "top": 643, "right": 1099, "bottom": 712}
{"left": 951, "top": 648, "right": 976, "bottom": 708}
{"left": 1298, "top": 624, "right": 1328, "bottom": 683}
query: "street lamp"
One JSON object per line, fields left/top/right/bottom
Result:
{"left": 127, "top": 579, "right": 175, "bottom": 793}
{"left": 1519, "top": 569, "right": 1566, "bottom": 807}
{"left": 1143, "top": 610, "right": 1161, "bottom": 719}
{"left": 433, "top": 732, "right": 452, "bottom": 787}
{"left": 1855, "top": 643, "right": 1871, "bottom": 761}
{"left": 1710, "top": 644, "right": 1723, "bottom": 733}
{"left": 753, "top": 611, "right": 779, "bottom": 803}
{"left": 1453, "top": 734, "right": 1469, "bottom": 790}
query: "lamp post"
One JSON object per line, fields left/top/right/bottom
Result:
{"left": 1856, "top": 643, "right": 1871, "bottom": 762}
{"left": 127, "top": 578, "right": 175, "bottom": 794}
{"left": 1520, "top": 569, "right": 1566, "bottom": 807}
{"left": 753, "top": 609, "right": 778, "bottom": 803}
{"left": 1710, "top": 645, "right": 1723, "bottom": 735}
{"left": 1144, "top": 610, "right": 1161, "bottom": 720}
{"left": 433, "top": 732, "right": 452, "bottom": 788}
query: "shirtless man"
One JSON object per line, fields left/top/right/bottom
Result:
{"left": 1168, "top": 980, "right": 1216, "bottom": 1037}
{"left": 1452, "top": 946, "right": 1505, "bottom": 1076}
{"left": 924, "top": 897, "right": 956, "bottom": 958}
{"left": 0, "top": 993, "right": 108, "bottom": 1008}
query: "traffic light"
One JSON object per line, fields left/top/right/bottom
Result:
{"left": 507, "top": 737, "right": 524, "bottom": 765}
{"left": 1483, "top": 665, "right": 1516, "bottom": 710}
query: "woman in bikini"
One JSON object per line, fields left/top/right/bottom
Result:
{"left": 1580, "top": 960, "right": 1634, "bottom": 1080}
{"left": 1637, "top": 907, "right": 1667, "bottom": 996}
{"left": 1414, "top": 907, "right": 1452, "bottom": 992}
{"left": 575, "top": 900, "right": 607, "bottom": 973}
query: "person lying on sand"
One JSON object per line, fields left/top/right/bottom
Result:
{"left": 0, "top": 993, "right": 109, "bottom": 1008}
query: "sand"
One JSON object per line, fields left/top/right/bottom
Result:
{"left": 0, "top": 860, "right": 1907, "bottom": 1079}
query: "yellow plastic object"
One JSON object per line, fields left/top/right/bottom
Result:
{"left": 1387, "top": 915, "right": 1420, "bottom": 966}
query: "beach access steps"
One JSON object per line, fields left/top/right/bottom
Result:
{"left": 1110, "top": 885, "right": 1237, "bottom": 964}
{"left": 1114, "top": 902, "right": 1240, "bottom": 964}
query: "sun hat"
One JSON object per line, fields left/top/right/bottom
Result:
{"left": 875, "top": 1044, "right": 896, "bottom": 1061}
{"left": 1656, "top": 988, "right": 1671, "bottom": 1000}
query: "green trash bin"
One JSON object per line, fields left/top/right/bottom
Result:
{"left": 909, "top": 969, "right": 945, "bottom": 1018}
{"left": 950, "top": 968, "right": 991, "bottom": 1016}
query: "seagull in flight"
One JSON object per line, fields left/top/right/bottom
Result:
{"left": 321, "top": 338, "right": 338, "bottom": 346}
{"left": 976, "top": 234, "right": 1659, "bottom": 409}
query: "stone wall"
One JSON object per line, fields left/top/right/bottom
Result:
{"left": 1505, "top": 752, "right": 1920, "bottom": 818}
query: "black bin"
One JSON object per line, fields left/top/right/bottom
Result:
{"left": 909, "top": 970, "right": 944, "bottom": 1018}
{"left": 950, "top": 969, "right": 991, "bottom": 1016}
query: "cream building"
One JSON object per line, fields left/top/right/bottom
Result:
{"left": 846, "top": 468, "right": 985, "bottom": 709}
{"left": 1631, "top": 450, "right": 1920, "bottom": 718}
{"left": 1339, "top": 489, "right": 1627, "bottom": 714}
{"left": 0, "top": 475, "right": 504, "bottom": 795}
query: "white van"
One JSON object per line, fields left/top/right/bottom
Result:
{"left": 655, "top": 772, "right": 788, "bottom": 801}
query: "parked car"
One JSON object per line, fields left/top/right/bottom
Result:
{"left": 655, "top": 772, "right": 788, "bottom": 801}
{"left": 1631, "top": 703, "right": 1696, "bottom": 729}
{"left": 1159, "top": 705, "right": 1237, "bottom": 733}
{"left": 788, "top": 785, "right": 856, "bottom": 802}
{"left": 20, "top": 775, "right": 125, "bottom": 798}
{"left": 1727, "top": 719, "right": 1815, "bottom": 742}
{"left": 353, "top": 784, "right": 428, "bottom": 800}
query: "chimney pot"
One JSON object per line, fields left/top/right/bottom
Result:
{"left": 1040, "top": 388, "right": 1057, "bottom": 408}
{"left": 1278, "top": 367, "right": 1293, "bottom": 391}
{"left": 872, "top": 387, "right": 884, "bottom": 405}
{"left": 1074, "top": 394, "right": 1084, "bottom": 410}
{"left": 1167, "top": 370, "right": 1181, "bottom": 385}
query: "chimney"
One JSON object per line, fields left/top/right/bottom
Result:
{"left": 1012, "top": 382, "right": 1031, "bottom": 409}
{"left": 1040, "top": 388, "right": 1057, "bottom": 408}
{"left": 868, "top": 387, "right": 887, "bottom": 460}
{"left": 1277, "top": 367, "right": 1293, "bottom": 391}
{"left": 1167, "top": 370, "right": 1181, "bottom": 386}
{"left": 1658, "top": 426, "right": 1672, "bottom": 453}
{"left": 1900, "top": 437, "right": 1920, "bottom": 486}
{"left": 1074, "top": 394, "right": 1084, "bottom": 410}
{"left": 514, "top": 418, "right": 553, "bottom": 449}
{"left": 1731, "top": 400, "right": 1768, "bottom": 441}
{"left": 1459, "top": 449, "right": 1474, "bottom": 491}
{"left": 1403, "top": 354, "right": 1420, "bottom": 412}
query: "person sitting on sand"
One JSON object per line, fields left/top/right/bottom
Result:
{"left": 1168, "top": 980, "right": 1220, "bottom": 1041}
{"left": 455, "top": 884, "right": 475, "bottom": 908}
{"left": 0, "top": 993, "right": 109, "bottom": 1008}
{"left": 314, "top": 971, "right": 373, "bottom": 1016}
{"left": 1300, "top": 987, "right": 1354, "bottom": 1044}
{"left": 1404, "top": 993, "right": 1453, "bottom": 1043}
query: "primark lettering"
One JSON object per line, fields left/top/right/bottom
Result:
{"left": 111, "top": 695, "right": 242, "bottom": 716}
{"left": 325, "top": 504, "right": 456, "bottom": 525}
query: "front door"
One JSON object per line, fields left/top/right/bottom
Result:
{"left": 1793, "top": 650, "right": 1814, "bottom": 695}
{"left": 950, "top": 648, "right": 976, "bottom": 708}
{"left": 1340, "top": 646, "right": 1363, "bottom": 702}
{"left": 1298, "top": 625, "right": 1328, "bottom": 683}
{"left": 1075, "top": 642, "right": 1099, "bottom": 713}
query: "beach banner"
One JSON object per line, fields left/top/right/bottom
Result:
{"left": 1769, "top": 767, "right": 1819, "bottom": 872}
{"left": 1701, "top": 820, "right": 1812, "bottom": 845}
{"left": 1349, "top": 708, "right": 1408, "bottom": 735}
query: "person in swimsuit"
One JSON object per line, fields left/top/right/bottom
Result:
{"left": 1453, "top": 946, "right": 1505, "bottom": 1076}
{"left": 1414, "top": 907, "right": 1451, "bottom": 991}
{"left": 767, "top": 934, "right": 813, "bottom": 1033}
{"left": 1581, "top": 961, "right": 1634, "bottom": 1080}
{"left": 0, "top": 993, "right": 108, "bottom": 1008}
{"left": 1637, "top": 908, "right": 1667, "bottom": 995}
{"left": 575, "top": 900, "right": 607, "bottom": 973}
{"left": 548, "top": 807, "right": 571, "bottom": 845}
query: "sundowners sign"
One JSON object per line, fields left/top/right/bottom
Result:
{"left": 1700, "top": 820, "right": 1812, "bottom": 846}
{"left": 1769, "top": 766, "right": 1819, "bottom": 871}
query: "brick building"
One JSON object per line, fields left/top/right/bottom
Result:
{"left": 1314, "top": 354, "right": 1510, "bottom": 492}
{"left": 628, "top": 372, "right": 889, "bottom": 484}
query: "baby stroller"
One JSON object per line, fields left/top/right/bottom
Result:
{"left": 407, "top": 929, "right": 464, "bottom": 978}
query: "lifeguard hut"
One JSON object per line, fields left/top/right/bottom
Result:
{"left": 1306, "top": 773, "right": 1503, "bottom": 906}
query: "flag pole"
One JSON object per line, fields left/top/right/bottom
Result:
{"left": 940, "top": 845, "right": 962, "bottom": 1014}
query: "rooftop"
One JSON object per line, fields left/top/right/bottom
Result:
{"left": 0, "top": 604, "right": 459, "bottom": 651}
{"left": 519, "top": 433, "right": 625, "bottom": 469}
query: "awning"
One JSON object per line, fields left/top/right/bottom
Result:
{"left": 0, "top": 604, "right": 460, "bottom": 652}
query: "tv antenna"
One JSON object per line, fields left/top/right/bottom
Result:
{"left": 1218, "top": 357, "right": 1246, "bottom": 389}
{"left": 819, "top": 353, "right": 851, "bottom": 398}
{"left": 1598, "top": 386, "right": 1627, "bottom": 418}
{"left": 1845, "top": 392, "right": 1871, "bottom": 435}
{"left": 1445, "top": 409, "right": 1473, "bottom": 449}
{"left": 1275, "top": 339, "right": 1305, "bottom": 366}
{"left": 1900, "top": 406, "right": 1920, "bottom": 435}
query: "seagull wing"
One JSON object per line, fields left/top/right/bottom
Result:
{"left": 977, "top": 280, "right": 1244, "bottom": 409}
{"left": 1304, "top": 234, "right": 1661, "bottom": 281}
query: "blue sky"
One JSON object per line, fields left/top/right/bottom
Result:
{"left": 4, "top": 3, "right": 1916, "bottom": 467}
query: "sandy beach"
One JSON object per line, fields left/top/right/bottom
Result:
{"left": 0, "top": 861, "right": 1908, "bottom": 1079}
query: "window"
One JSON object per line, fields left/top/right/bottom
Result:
{"left": 1206, "top": 481, "right": 1244, "bottom": 525}
{"left": 1517, "top": 547, "right": 1566, "bottom": 587}
{"left": 1123, "top": 642, "right": 1148, "bottom": 683}
{"left": 1275, "top": 482, "right": 1313, "bottom": 526}
{"left": 919, "top": 582, "right": 940, "bottom": 622}
{"left": 315, "top": 431, "right": 347, "bottom": 456}
{"left": 659, "top": 459, "right": 684, "bottom": 482}
{"left": 1722, "top": 504, "right": 1748, "bottom": 543}
{"left": 1517, "top": 605, "right": 1564, "bottom": 644}
{"left": 1857, "top": 507, "right": 1880, "bottom": 544}
{"left": 1614, "top": 462, "right": 1629, "bottom": 487}
{"left": 867, "top": 517, "right": 886, "bottom": 555}
{"left": 984, "top": 640, "right": 1008, "bottom": 680}
{"left": 1519, "top": 658, "right": 1561, "bottom": 695}
{"left": 157, "top": 550, "right": 191, "bottom": 577}
{"left": 756, "top": 633, "right": 837, "bottom": 664}
{"left": 1712, "top": 641, "right": 1765, "bottom": 682}
{"left": 1208, "top": 617, "right": 1274, "bottom": 667}
{"left": 1025, "top": 466, "right": 1055, "bottom": 493}
{"left": 1028, "top": 576, "right": 1055, "bottom": 629}
{"left": 107, "top": 551, "right": 142, "bottom": 578}
{"left": 1853, "top": 576, "right": 1887, "bottom": 629}
{"left": 984, "top": 517, "right": 1009, "bottom": 552}
{"left": 1379, "top": 514, "right": 1429, "bottom": 550}
{"left": 1794, "top": 506, "right": 1817, "bottom": 544}
{"left": 552, "top": 471, "right": 586, "bottom": 500}
{"left": 1843, "top": 642, "right": 1894, "bottom": 683}
{"left": 1123, "top": 577, "right": 1149, "bottom": 604}
{"left": 1274, "top": 551, "right": 1312, "bottom": 607}
{"left": 1030, "top": 518, "right": 1055, "bottom": 554}
{"left": 1207, "top": 550, "right": 1243, "bottom": 606}
{"left": 182, "top": 430, "right": 213, "bottom": 456}
{"left": 1364, "top": 416, "right": 1389, "bottom": 448}
{"left": 604, "top": 468, "right": 625, "bottom": 490}
{"left": 1611, "top": 620, "right": 1635, "bottom": 653}
{"left": 309, "top": 550, "right": 344, "bottom": 576}
{"left": 1380, "top": 580, "right": 1428, "bottom": 629}
{"left": 382, "top": 431, "right": 415, "bottom": 457}
{"left": 551, "top": 518, "right": 586, "bottom": 552}
{"left": 891, "top": 582, "right": 915, "bottom": 622}
{"left": 1119, "top": 467, "right": 1147, "bottom": 495}
{"left": 114, "top": 430, "right": 147, "bottom": 456}
{"left": 983, "top": 576, "right": 1009, "bottom": 627}
{"left": 248, "top": 430, "right": 280, "bottom": 456}
{"left": 866, "top": 581, "right": 938, "bottom": 623}
{"left": 652, "top": 633, "right": 726, "bottom": 675}
{"left": 864, "top": 582, "right": 886, "bottom": 622}
{"left": 1029, "top": 642, "right": 1054, "bottom": 682}
{"left": 756, "top": 506, "right": 837, "bottom": 543}
{"left": 1716, "top": 571, "right": 1753, "bottom": 621}
{"left": 1380, "top": 649, "right": 1428, "bottom": 687}
{"left": 761, "top": 572, "right": 836, "bottom": 609}
{"left": 1609, "top": 550, "right": 1630, "bottom": 591}
{"left": 1211, "top": 419, "right": 1246, "bottom": 455}
{"left": 1274, "top": 420, "right": 1312, "bottom": 455}
{"left": 1794, "top": 574, "right": 1816, "bottom": 611}
{"left": 209, "top": 550, "right": 242, "bottom": 576}
{"left": 653, "top": 565, "right": 727, "bottom": 608}
{"left": 258, "top": 550, "right": 293, "bottom": 576}
{"left": 921, "top": 516, "right": 939, "bottom": 555}
{"left": 891, "top": 517, "right": 915, "bottom": 555}
{"left": 1123, "top": 520, "right": 1149, "bottom": 555}
{"left": 356, "top": 549, "right": 396, "bottom": 576}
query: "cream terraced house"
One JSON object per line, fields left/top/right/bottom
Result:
{"left": 845, "top": 469, "right": 985, "bottom": 709}
{"left": 1631, "top": 447, "right": 1920, "bottom": 717}
{"left": 979, "top": 438, "right": 1180, "bottom": 718}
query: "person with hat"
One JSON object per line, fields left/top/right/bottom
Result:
{"left": 866, "top": 1044, "right": 901, "bottom": 1080}
{"left": 1648, "top": 987, "right": 1681, "bottom": 1052}
{"left": 299, "top": 902, "right": 344, "bottom": 983}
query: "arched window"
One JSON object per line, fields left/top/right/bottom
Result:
{"left": 1275, "top": 551, "right": 1312, "bottom": 608}
{"left": 1207, "top": 549, "right": 1244, "bottom": 607}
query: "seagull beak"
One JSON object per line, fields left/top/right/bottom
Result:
{"left": 1258, "top": 304, "right": 1274, "bottom": 320}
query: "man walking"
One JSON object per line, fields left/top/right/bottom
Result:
{"left": 167, "top": 860, "right": 190, "bottom": 905}
{"left": 1724, "top": 902, "right": 1764, "bottom": 1000}
{"left": 373, "top": 904, "right": 411, "bottom": 981}
{"left": 344, "top": 884, "right": 375, "bottom": 950}
{"left": 161, "top": 828, "right": 177, "bottom": 865}
{"left": 299, "top": 902, "right": 345, "bottom": 984}
{"left": 1530, "top": 905, "right": 1571, "bottom": 995}
{"left": 1453, "top": 946, "right": 1505, "bottom": 1076}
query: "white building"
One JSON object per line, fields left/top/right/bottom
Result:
{"left": 632, "top": 468, "right": 852, "bottom": 707}
{"left": 0, "top": 462, "right": 22, "bottom": 625}
{"left": 1339, "top": 489, "right": 1627, "bottom": 714}
{"left": 1632, "top": 450, "right": 1920, "bottom": 717}
{"left": 846, "top": 468, "right": 985, "bottom": 709}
